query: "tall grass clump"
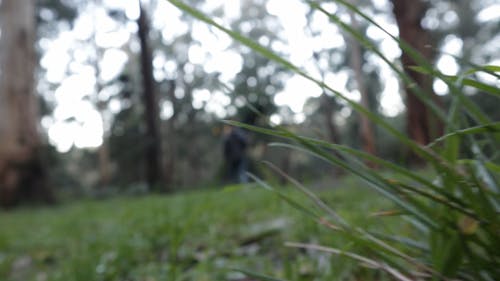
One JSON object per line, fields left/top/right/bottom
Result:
{"left": 167, "top": 0, "right": 499, "bottom": 280}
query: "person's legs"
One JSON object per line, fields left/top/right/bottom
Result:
{"left": 228, "top": 160, "right": 238, "bottom": 183}
{"left": 237, "top": 158, "right": 248, "bottom": 183}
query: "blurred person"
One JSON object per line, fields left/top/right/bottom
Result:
{"left": 222, "top": 125, "right": 248, "bottom": 184}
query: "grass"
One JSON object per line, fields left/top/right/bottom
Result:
{"left": 165, "top": 0, "right": 500, "bottom": 278}
{"left": 0, "top": 177, "right": 395, "bottom": 281}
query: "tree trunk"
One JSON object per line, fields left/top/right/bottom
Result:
{"left": 97, "top": 105, "right": 111, "bottom": 187}
{"left": 0, "top": 0, "right": 54, "bottom": 207}
{"left": 348, "top": 9, "right": 377, "bottom": 163}
{"left": 321, "top": 94, "right": 344, "bottom": 177}
{"left": 322, "top": 94, "right": 340, "bottom": 145}
{"left": 164, "top": 80, "right": 176, "bottom": 187}
{"left": 137, "top": 2, "right": 164, "bottom": 191}
{"left": 391, "top": 0, "right": 443, "bottom": 148}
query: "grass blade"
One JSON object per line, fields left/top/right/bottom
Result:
{"left": 285, "top": 242, "right": 414, "bottom": 281}
{"left": 428, "top": 122, "right": 500, "bottom": 148}
{"left": 231, "top": 269, "right": 289, "bottom": 281}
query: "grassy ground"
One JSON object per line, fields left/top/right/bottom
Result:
{"left": 0, "top": 178, "right": 397, "bottom": 281}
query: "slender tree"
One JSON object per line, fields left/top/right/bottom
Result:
{"left": 321, "top": 94, "right": 340, "bottom": 145}
{"left": 391, "top": 0, "right": 443, "bottom": 146}
{"left": 137, "top": 1, "right": 164, "bottom": 191}
{"left": 0, "top": 0, "right": 54, "bottom": 207}
{"left": 348, "top": 7, "right": 377, "bottom": 161}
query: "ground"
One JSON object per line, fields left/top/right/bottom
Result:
{"left": 0, "top": 178, "right": 397, "bottom": 281}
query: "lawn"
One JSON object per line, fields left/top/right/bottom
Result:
{"left": 0, "top": 178, "right": 396, "bottom": 281}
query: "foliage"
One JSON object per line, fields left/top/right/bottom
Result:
{"left": 167, "top": 0, "right": 500, "bottom": 280}
{"left": 33, "top": 0, "right": 499, "bottom": 193}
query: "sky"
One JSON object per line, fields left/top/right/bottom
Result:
{"left": 35, "top": 0, "right": 500, "bottom": 152}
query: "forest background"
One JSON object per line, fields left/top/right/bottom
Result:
{"left": 0, "top": 0, "right": 499, "bottom": 280}
{"left": 0, "top": 0, "right": 498, "bottom": 201}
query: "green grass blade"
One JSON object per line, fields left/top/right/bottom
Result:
{"left": 368, "top": 231, "right": 429, "bottom": 252}
{"left": 269, "top": 142, "right": 467, "bottom": 207}
{"left": 247, "top": 173, "right": 321, "bottom": 220}
{"left": 395, "top": 181, "right": 483, "bottom": 223}
{"left": 261, "top": 160, "right": 349, "bottom": 228}
{"left": 461, "top": 79, "right": 500, "bottom": 97}
{"left": 428, "top": 122, "right": 500, "bottom": 148}
{"left": 484, "top": 161, "right": 500, "bottom": 173}
{"left": 168, "top": 0, "right": 451, "bottom": 168}
{"left": 228, "top": 120, "right": 489, "bottom": 229}
{"left": 465, "top": 145, "right": 500, "bottom": 195}
{"left": 309, "top": 0, "right": 449, "bottom": 125}
{"left": 260, "top": 160, "right": 436, "bottom": 269}
{"left": 225, "top": 120, "right": 473, "bottom": 229}
{"left": 167, "top": 0, "right": 302, "bottom": 74}
{"left": 316, "top": 1, "right": 493, "bottom": 126}
{"left": 464, "top": 65, "right": 500, "bottom": 78}
{"left": 231, "top": 269, "right": 289, "bottom": 281}
{"left": 285, "top": 242, "right": 414, "bottom": 281}
{"left": 409, "top": 65, "right": 500, "bottom": 91}
{"left": 284, "top": 140, "right": 439, "bottom": 229}
{"left": 258, "top": 161, "right": 426, "bottom": 269}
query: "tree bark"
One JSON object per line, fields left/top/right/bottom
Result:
{"left": 163, "top": 79, "right": 176, "bottom": 187}
{"left": 97, "top": 104, "right": 112, "bottom": 187}
{"left": 321, "top": 94, "right": 344, "bottom": 177}
{"left": 348, "top": 9, "right": 377, "bottom": 162}
{"left": 322, "top": 94, "right": 340, "bottom": 145}
{"left": 0, "top": 0, "right": 54, "bottom": 207}
{"left": 137, "top": 2, "right": 164, "bottom": 191}
{"left": 391, "top": 0, "right": 443, "bottom": 148}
